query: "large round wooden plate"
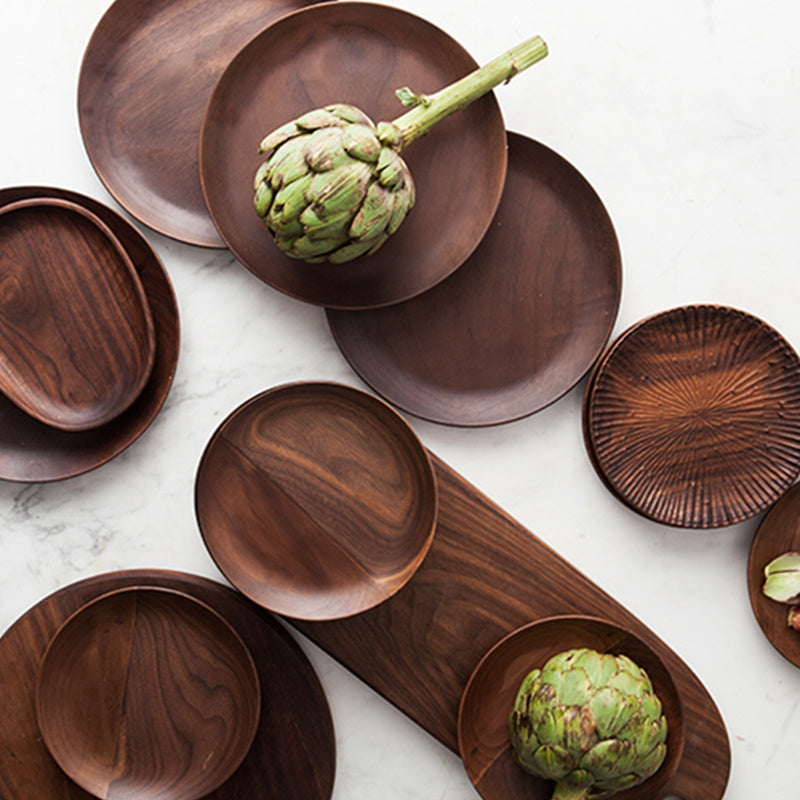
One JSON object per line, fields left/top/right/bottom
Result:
{"left": 199, "top": 1, "right": 508, "bottom": 308}
{"left": 78, "top": 0, "right": 329, "bottom": 246}
{"left": 195, "top": 382, "right": 438, "bottom": 620}
{"left": 0, "top": 569, "right": 335, "bottom": 800}
{"left": 0, "top": 187, "right": 179, "bottom": 482}
{"left": 457, "top": 616, "right": 684, "bottom": 800}
{"left": 327, "top": 133, "right": 621, "bottom": 426}
{"left": 583, "top": 305, "right": 800, "bottom": 528}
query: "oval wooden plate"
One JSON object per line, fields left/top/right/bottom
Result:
{"left": 0, "top": 569, "right": 335, "bottom": 800}
{"left": 0, "top": 197, "right": 156, "bottom": 431}
{"left": 457, "top": 616, "right": 685, "bottom": 800}
{"left": 195, "top": 382, "right": 438, "bottom": 620}
{"left": 747, "top": 483, "right": 800, "bottom": 668}
{"left": 199, "top": 1, "right": 508, "bottom": 309}
{"left": 78, "top": 0, "right": 330, "bottom": 246}
{"left": 583, "top": 305, "right": 800, "bottom": 528}
{"left": 0, "top": 186, "right": 179, "bottom": 482}
{"left": 327, "top": 133, "right": 622, "bottom": 426}
{"left": 36, "top": 586, "right": 260, "bottom": 800}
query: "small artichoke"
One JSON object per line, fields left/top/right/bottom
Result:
{"left": 254, "top": 35, "right": 548, "bottom": 264}
{"left": 508, "top": 648, "right": 668, "bottom": 800}
{"left": 762, "top": 551, "right": 800, "bottom": 604}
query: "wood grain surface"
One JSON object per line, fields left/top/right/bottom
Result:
{"left": 0, "top": 570, "right": 335, "bottom": 800}
{"left": 0, "top": 198, "right": 155, "bottom": 431}
{"left": 291, "top": 453, "right": 731, "bottom": 799}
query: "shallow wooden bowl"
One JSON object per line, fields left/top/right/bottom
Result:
{"left": 195, "top": 381, "right": 438, "bottom": 619}
{"left": 0, "top": 196, "right": 156, "bottom": 431}
{"left": 457, "top": 616, "right": 684, "bottom": 800}
{"left": 35, "top": 586, "right": 261, "bottom": 800}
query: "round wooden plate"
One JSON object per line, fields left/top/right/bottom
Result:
{"left": 457, "top": 616, "right": 684, "bottom": 800}
{"left": 195, "top": 382, "right": 438, "bottom": 620}
{"left": 0, "top": 569, "right": 336, "bottom": 800}
{"left": 36, "top": 586, "right": 260, "bottom": 800}
{"left": 0, "top": 186, "right": 179, "bottom": 482}
{"left": 583, "top": 305, "right": 800, "bottom": 528}
{"left": 78, "top": 0, "right": 329, "bottom": 247}
{"left": 0, "top": 197, "right": 156, "bottom": 431}
{"left": 747, "top": 483, "right": 800, "bottom": 668}
{"left": 326, "top": 133, "right": 622, "bottom": 426}
{"left": 199, "top": 1, "right": 508, "bottom": 309}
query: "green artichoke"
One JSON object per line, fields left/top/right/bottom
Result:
{"left": 253, "top": 35, "right": 548, "bottom": 264}
{"left": 508, "top": 648, "right": 668, "bottom": 800}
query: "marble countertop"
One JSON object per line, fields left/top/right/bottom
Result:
{"left": 2, "top": 1, "right": 799, "bottom": 797}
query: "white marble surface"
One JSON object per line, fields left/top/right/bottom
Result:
{"left": 2, "top": 1, "right": 800, "bottom": 798}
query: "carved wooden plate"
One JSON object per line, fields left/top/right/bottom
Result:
{"left": 199, "top": 1, "right": 508, "bottom": 308}
{"left": 36, "top": 587, "right": 260, "bottom": 800}
{"left": 583, "top": 305, "right": 800, "bottom": 528}
{"left": 78, "top": 0, "right": 329, "bottom": 246}
{"left": 0, "top": 197, "right": 156, "bottom": 431}
{"left": 195, "top": 382, "right": 438, "bottom": 619}
{"left": 0, "top": 186, "right": 179, "bottom": 482}
{"left": 457, "top": 616, "right": 684, "bottom": 800}
{"left": 327, "top": 133, "right": 621, "bottom": 426}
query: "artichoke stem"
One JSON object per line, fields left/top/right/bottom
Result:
{"left": 551, "top": 783, "right": 592, "bottom": 800}
{"left": 391, "top": 35, "right": 548, "bottom": 149}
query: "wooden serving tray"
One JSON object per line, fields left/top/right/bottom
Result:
{"left": 292, "top": 453, "right": 731, "bottom": 799}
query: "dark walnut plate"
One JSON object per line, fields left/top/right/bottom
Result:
{"left": 0, "top": 197, "right": 156, "bottom": 431}
{"left": 327, "top": 133, "right": 621, "bottom": 426}
{"left": 200, "top": 1, "right": 508, "bottom": 308}
{"left": 748, "top": 483, "right": 800, "bottom": 668}
{"left": 0, "top": 187, "right": 178, "bottom": 482}
{"left": 195, "top": 382, "right": 438, "bottom": 620}
{"left": 583, "top": 304, "right": 800, "bottom": 528}
{"left": 36, "top": 587, "right": 261, "bottom": 800}
{"left": 0, "top": 569, "right": 335, "bottom": 800}
{"left": 457, "top": 616, "right": 684, "bottom": 800}
{"left": 79, "top": 0, "right": 329, "bottom": 247}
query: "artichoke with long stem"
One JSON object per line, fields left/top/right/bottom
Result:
{"left": 253, "top": 35, "right": 548, "bottom": 263}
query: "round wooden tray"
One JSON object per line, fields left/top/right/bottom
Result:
{"left": 583, "top": 305, "right": 800, "bottom": 528}
{"left": 0, "top": 186, "right": 179, "bottom": 482}
{"left": 327, "top": 133, "right": 621, "bottom": 426}
{"left": 78, "top": 0, "right": 329, "bottom": 246}
{"left": 0, "top": 569, "right": 335, "bottom": 800}
{"left": 199, "top": 1, "right": 508, "bottom": 308}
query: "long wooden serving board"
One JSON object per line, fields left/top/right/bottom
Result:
{"left": 292, "top": 452, "right": 731, "bottom": 799}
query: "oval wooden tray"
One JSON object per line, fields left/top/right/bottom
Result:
{"left": 78, "top": 0, "right": 329, "bottom": 246}
{"left": 583, "top": 305, "right": 800, "bottom": 528}
{"left": 327, "top": 133, "right": 621, "bottom": 426}
{"left": 0, "top": 569, "right": 335, "bottom": 800}
{"left": 200, "top": 1, "right": 508, "bottom": 308}
{"left": 195, "top": 382, "right": 438, "bottom": 620}
{"left": 0, "top": 197, "right": 156, "bottom": 431}
{"left": 0, "top": 186, "right": 179, "bottom": 482}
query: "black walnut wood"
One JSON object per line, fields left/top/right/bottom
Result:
{"left": 583, "top": 305, "right": 800, "bottom": 528}
{"left": 457, "top": 617, "right": 684, "bottom": 800}
{"left": 327, "top": 132, "right": 621, "bottom": 426}
{"left": 0, "top": 569, "right": 336, "bottom": 800}
{"left": 199, "top": 1, "right": 508, "bottom": 308}
{"left": 78, "top": 0, "right": 329, "bottom": 247}
{"left": 0, "top": 186, "right": 179, "bottom": 482}
{"left": 195, "top": 382, "right": 438, "bottom": 619}
{"left": 36, "top": 587, "right": 260, "bottom": 800}
{"left": 0, "top": 197, "right": 155, "bottom": 431}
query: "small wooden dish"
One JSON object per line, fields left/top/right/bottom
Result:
{"left": 327, "top": 133, "right": 621, "bottom": 426}
{"left": 35, "top": 586, "right": 261, "bottom": 800}
{"left": 0, "top": 197, "right": 156, "bottom": 431}
{"left": 195, "top": 382, "right": 438, "bottom": 620}
{"left": 747, "top": 483, "right": 800, "bottom": 668}
{"left": 583, "top": 305, "right": 800, "bottom": 528}
{"left": 457, "top": 616, "right": 684, "bottom": 800}
{"left": 199, "top": 1, "right": 508, "bottom": 308}
{"left": 79, "top": 0, "right": 330, "bottom": 246}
